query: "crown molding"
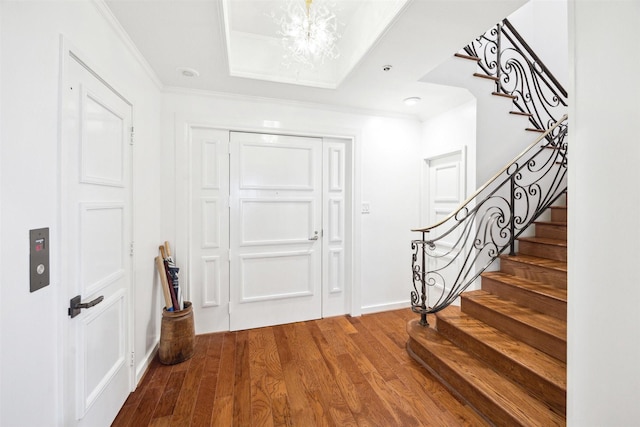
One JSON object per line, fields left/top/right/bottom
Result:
{"left": 162, "top": 85, "right": 420, "bottom": 122}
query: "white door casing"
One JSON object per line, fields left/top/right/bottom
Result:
{"left": 188, "top": 127, "right": 230, "bottom": 333}
{"left": 229, "top": 132, "right": 322, "bottom": 331}
{"left": 61, "top": 52, "right": 133, "bottom": 426}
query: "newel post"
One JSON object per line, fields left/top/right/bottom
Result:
{"left": 509, "top": 175, "right": 517, "bottom": 256}
{"left": 420, "top": 232, "right": 428, "bottom": 326}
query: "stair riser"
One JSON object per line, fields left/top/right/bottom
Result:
{"left": 518, "top": 240, "right": 566, "bottom": 262}
{"left": 435, "top": 316, "right": 566, "bottom": 414}
{"left": 481, "top": 276, "right": 566, "bottom": 320}
{"left": 407, "top": 338, "right": 521, "bottom": 427}
{"left": 461, "top": 297, "right": 566, "bottom": 362}
{"left": 550, "top": 207, "right": 567, "bottom": 222}
{"left": 500, "top": 258, "right": 567, "bottom": 289}
{"left": 535, "top": 223, "right": 567, "bottom": 240}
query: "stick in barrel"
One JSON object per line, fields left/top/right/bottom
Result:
{"left": 160, "top": 245, "right": 180, "bottom": 311}
{"left": 155, "top": 256, "right": 174, "bottom": 311}
{"left": 163, "top": 241, "right": 182, "bottom": 310}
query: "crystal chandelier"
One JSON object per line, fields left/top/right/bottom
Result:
{"left": 275, "top": 0, "right": 341, "bottom": 68}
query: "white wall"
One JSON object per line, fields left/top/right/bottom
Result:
{"left": 509, "top": 0, "right": 569, "bottom": 87}
{"left": 0, "top": 1, "right": 162, "bottom": 425}
{"left": 568, "top": 1, "right": 640, "bottom": 425}
{"left": 162, "top": 91, "right": 422, "bottom": 319}
{"left": 359, "top": 115, "right": 422, "bottom": 312}
{"left": 420, "top": 99, "right": 477, "bottom": 219}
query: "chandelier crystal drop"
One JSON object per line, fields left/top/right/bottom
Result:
{"left": 275, "top": 0, "right": 341, "bottom": 68}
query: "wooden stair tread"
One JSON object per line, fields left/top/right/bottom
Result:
{"left": 501, "top": 254, "right": 567, "bottom": 273}
{"left": 509, "top": 111, "right": 533, "bottom": 117}
{"left": 518, "top": 236, "right": 567, "bottom": 247}
{"left": 437, "top": 306, "right": 566, "bottom": 391}
{"left": 463, "top": 290, "right": 566, "bottom": 341}
{"left": 526, "top": 127, "right": 546, "bottom": 133}
{"left": 482, "top": 271, "right": 567, "bottom": 303}
{"left": 454, "top": 52, "right": 480, "bottom": 61}
{"left": 473, "top": 72, "right": 499, "bottom": 81}
{"left": 492, "top": 91, "right": 517, "bottom": 99}
{"left": 534, "top": 220, "right": 567, "bottom": 227}
{"left": 407, "top": 320, "right": 565, "bottom": 426}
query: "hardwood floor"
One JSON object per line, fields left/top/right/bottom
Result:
{"left": 113, "top": 309, "right": 488, "bottom": 426}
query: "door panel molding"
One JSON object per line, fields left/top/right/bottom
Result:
{"left": 80, "top": 86, "right": 126, "bottom": 188}
{"left": 201, "top": 256, "right": 221, "bottom": 307}
{"left": 201, "top": 197, "right": 220, "bottom": 248}
{"left": 239, "top": 198, "right": 316, "bottom": 246}
{"left": 239, "top": 250, "right": 315, "bottom": 303}
{"left": 77, "top": 290, "right": 126, "bottom": 417}
{"left": 79, "top": 202, "right": 125, "bottom": 296}
{"left": 238, "top": 141, "right": 315, "bottom": 190}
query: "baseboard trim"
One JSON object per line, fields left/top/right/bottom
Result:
{"left": 360, "top": 300, "right": 411, "bottom": 315}
{"left": 135, "top": 342, "right": 159, "bottom": 388}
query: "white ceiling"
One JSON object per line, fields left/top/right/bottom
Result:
{"left": 105, "top": 0, "right": 527, "bottom": 120}
{"left": 222, "top": 0, "right": 410, "bottom": 89}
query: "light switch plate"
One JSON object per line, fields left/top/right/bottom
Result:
{"left": 362, "top": 202, "right": 371, "bottom": 214}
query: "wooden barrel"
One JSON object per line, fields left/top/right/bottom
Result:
{"left": 159, "top": 301, "right": 195, "bottom": 365}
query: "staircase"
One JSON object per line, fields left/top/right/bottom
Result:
{"left": 407, "top": 200, "right": 567, "bottom": 425}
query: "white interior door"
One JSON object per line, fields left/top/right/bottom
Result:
{"left": 424, "top": 150, "right": 466, "bottom": 298}
{"left": 62, "top": 53, "right": 133, "bottom": 426}
{"left": 427, "top": 151, "right": 465, "bottom": 226}
{"left": 229, "top": 132, "right": 322, "bottom": 331}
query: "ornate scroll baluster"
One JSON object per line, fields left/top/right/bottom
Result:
{"left": 411, "top": 117, "right": 568, "bottom": 321}
{"left": 463, "top": 18, "right": 567, "bottom": 136}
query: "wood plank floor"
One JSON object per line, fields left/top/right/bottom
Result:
{"left": 113, "top": 309, "right": 488, "bottom": 426}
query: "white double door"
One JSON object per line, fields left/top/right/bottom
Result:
{"left": 190, "top": 130, "right": 347, "bottom": 332}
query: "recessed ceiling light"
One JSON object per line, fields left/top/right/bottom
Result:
{"left": 382, "top": 65, "right": 393, "bottom": 72}
{"left": 177, "top": 67, "right": 200, "bottom": 78}
{"left": 403, "top": 97, "right": 421, "bottom": 106}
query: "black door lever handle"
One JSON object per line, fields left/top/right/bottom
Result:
{"left": 68, "top": 295, "right": 104, "bottom": 318}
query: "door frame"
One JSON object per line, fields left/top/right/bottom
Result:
{"left": 58, "top": 37, "right": 136, "bottom": 425}
{"left": 173, "top": 116, "right": 361, "bottom": 331}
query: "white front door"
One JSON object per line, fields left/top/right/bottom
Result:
{"left": 229, "top": 132, "right": 322, "bottom": 331}
{"left": 61, "top": 53, "right": 133, "bottom": 426}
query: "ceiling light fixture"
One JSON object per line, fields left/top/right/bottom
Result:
{"left": 273, "top": 0, "right": 341, "bottom": 68}
{"left": 404, "top": 97, "right": 422, "bottom": 106}
{"left": 177, "top": 67, "right": 200, "bottom": 78}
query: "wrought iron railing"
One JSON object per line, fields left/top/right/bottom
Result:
{"left": 463, "top": 18, "right": 567, "bottom": 137}
{"left": 411, "top": 116, "right": 568, "bottom": 326}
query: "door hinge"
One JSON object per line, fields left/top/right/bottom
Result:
{"left": 129, "top": 241, "right": 134, "bottom": 256}
{"left": 130, "top": 126, "right": 135, "bottom": 145}
{"left": 130, "top": 351, "right": 135, "bottom": 367}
